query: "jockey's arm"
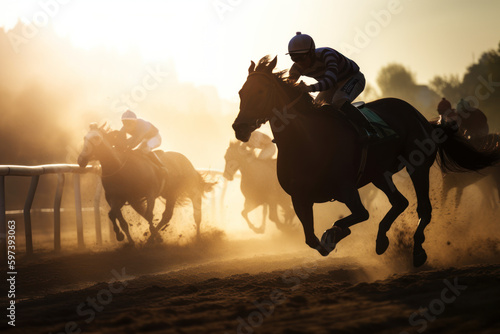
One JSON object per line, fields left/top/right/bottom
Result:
{"left": 287, "top": 65, "right": 301, "bottom": 84}
{"left": 309, "top": 51, "right": 338, "bottom": 92}
{"left": 126, "top": 135, "right": 143, "bottom": 149}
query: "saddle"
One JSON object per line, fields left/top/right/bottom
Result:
{"left": 131, "top": 150, "right": 168, "bottom": 193}
{"left": 352, "top": 101, "right": 399, "bottom": 142}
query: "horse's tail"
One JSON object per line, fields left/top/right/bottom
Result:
{"left": 199, "top": 172, "right": 218, "bottom": 195}
{"left": 431, "top": 121, "right": 500, "bottom": 172}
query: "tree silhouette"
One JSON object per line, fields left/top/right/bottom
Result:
{"left": 376, "top": 63, "right": 417, "bottom": 98}
{"left": 376, "top": 63, "right": 439, "bottom": 118}
{"left": 430, "top": 41, "right": 500, "bottom": 130}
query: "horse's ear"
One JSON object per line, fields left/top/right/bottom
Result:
{"left": 248, "top": 61, "right": 255, "bottom": 74}
{"left": 267, "top": 56, "right": 277, "bottom": 72}
{"left": 99, "top": 122, "right": 107, "bottom": 131}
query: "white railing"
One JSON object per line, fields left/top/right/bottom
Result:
{"left": 0, "top": 165, "right": 230, "bottom": 259}
{"left": 0, "top": 164, "right": 100, "bottom": 259}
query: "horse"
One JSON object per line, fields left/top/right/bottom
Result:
{"left": 232, "top": 56, "right": 500, "bottom": 267}
{"left": 77, "top": 124, "right": 215, "bottom": 245}
{"left": 437, "top": 108, "right": 490, "bottom": 148}
{"left": 441, "top": 165, "right": 500, "bottom": 210}
{"left": 223, "top": 140, "right": 296, "bottom": 234}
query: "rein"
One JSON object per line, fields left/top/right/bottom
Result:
{"left": 85, "top": 132, "right": 129, "bottom": 178}
{"left": 248, "top": 70, "right": 369, "bottom": 189}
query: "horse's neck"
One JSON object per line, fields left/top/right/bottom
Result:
{"left": 270, "top": 104, "right": 353, "bottom": 164}
{"left": 97, "top": 144, "right": 126, "bottom": 175}
{"left": 271, "top": 106, "right": 320, "bottom": 149}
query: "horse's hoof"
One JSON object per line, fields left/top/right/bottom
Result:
{"left": 413, "top": 248, "right": 428, "bottom": 267}
{"left": 375, "top": 234, "right": 389, "bottom": 255}
{"left": 321, "top": 226, "right": 351, "bottom": 252}
{"left": 320, "top": 230, "right": 336, "bottom": 253}
{"left": 314, "top": 243, "right": 331, "bottom": 256}
{"left": 317, "top": 247, "right": 330, "bottom": 257}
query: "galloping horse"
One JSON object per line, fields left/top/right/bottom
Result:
{"left": 223, "top": 141, "right": 295, "bottom": 234}
{"left": 232, "top": 56, "right": 500, "bottom": 266}
{"left": 78, "top": 124, "right": 215, "bottom": 245}
{"left": 441, "top": 165, "right": 500, "bottom": 209}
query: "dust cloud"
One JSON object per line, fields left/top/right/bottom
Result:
{"left": 1, "top": 23, "right": 499, "bottom": 288}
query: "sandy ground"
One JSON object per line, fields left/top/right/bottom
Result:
{"left": 2, "top": 167, "right": 500, "bottom": 334}
{"left": 1, "top": 232, "right": 500, "bottom": 334}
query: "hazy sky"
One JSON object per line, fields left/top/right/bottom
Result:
{"left": 1, "top": 0, "right": 499, "bottom": 101}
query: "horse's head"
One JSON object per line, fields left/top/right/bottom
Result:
{"left": 223, "top": 141, "right": 252, "bottom": 180}
{"left": 232, "top": 56, "right": 283, "bottom": 142}
{"left": 77, "top": 123, "right": 107, "bottom": 167}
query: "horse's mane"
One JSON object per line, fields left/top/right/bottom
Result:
{"left": 254, "top": 56, "right": 322, "bottom": 112}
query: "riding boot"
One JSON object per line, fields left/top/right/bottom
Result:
{"left": 340, "top": 101, "right": 378, "bottom": 143}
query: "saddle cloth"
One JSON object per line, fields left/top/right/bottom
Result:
{"left": 354, "top": 101, "right": 399, "bottom": 141}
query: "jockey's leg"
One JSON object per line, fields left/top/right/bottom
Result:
{"left": 140, "top": 136, "right": 169, "bottom": 176}
{"left": 339, "top": 101, "right": 378, "bottom": 142}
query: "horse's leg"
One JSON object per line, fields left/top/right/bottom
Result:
{"left": 321, "top": 190, "right": 368, "bottom": 252}
{"left": 371, "top": 175, "right": 409, "bottom": 255}
{"left": 157, "top": 196, "right": 175, "bottom": 232}
{"left": 268, "top": 202, "right": 284, "bottom": 230}
{"left": 145, "top": 197, "right": 158, "bottom": 240}
{"left": 281, "top": 200, "right": 296, "bottom": 226}
{"left": 242, "top": 199, "right": 265, "bottom": 234}
{"left": 292, "top": 196, "right": 329, "bottom": 256}
{"left": 114, "top": 208, "right": 135, "bottom": 246}
{"left": 130, "top": 198, "right": 158, "bottom": 242}
{"left": 409, "top": 166, "right": 433, "bottom": 267}
{"left": 108, "top": 209, "right": 124, "bottom": 242}
{"left": 106, "top": 197, "right": 126, "bottom": 242}
{"left": 454, "top": 185, "right": 464, "bottom": 209}
{"left": 191, "top": 193, "right": 202, "bottom": 236}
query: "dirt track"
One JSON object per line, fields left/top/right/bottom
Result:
{"left": 2, "top": 233, "right": 500, "bottom": 334}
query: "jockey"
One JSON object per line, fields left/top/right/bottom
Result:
{"left": 120, "top": 110, "right": 168, "bottom": 175}
{"left": 286, "top": 32, "right": 378, "bottom": 142}
{"left": 245, "top": 131, "right": 276, "bottom": 160}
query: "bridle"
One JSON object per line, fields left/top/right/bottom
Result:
{"left": 82, "top": 130, "right": 128, "bottom": 178}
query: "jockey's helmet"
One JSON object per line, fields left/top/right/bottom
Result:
{"left": 288, "top": 32, "right": 315, "bottom": 56}
{"left": 121, "top": 110, "right": 137, "bottom": 120}
{"left": 437, "top": 98, "right": 452, "bottom": 113}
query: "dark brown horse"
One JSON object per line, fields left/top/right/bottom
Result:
{"left": 223, "top": 140, "right": 295, "bottom": 234}
{"left": 232, "top": 56, "right": 500, "bottom": 267}
{"left": 77, "top": 124, "right": 214, "bottom": 245}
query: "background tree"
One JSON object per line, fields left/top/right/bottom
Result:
{"left": 376, "top": 63, "right": 439, "bottom": 118}
{"left": 430, "top": 42, "right": 500, "bottom": 131}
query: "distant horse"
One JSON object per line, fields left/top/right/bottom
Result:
{"left": 437, "top": 107, "right": 489, "bottom": 147}
{"left": 77, "top": 124, "right": 215, "bottom": 245}
{"left": 442, "top": 165, "right": 500, "bottom": 209}
{"left": 232, "top": 56, "right": 500, "bottom": 267}
{"left": 460, "top": 108, "right": 489, "bottom": 144}
{"left": 223, "top": 141, "right": 295, "bottom": 234}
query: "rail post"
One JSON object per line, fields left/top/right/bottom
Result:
{"left": 24, "top": 175, "right": 40, "bottom": 255}
{"left": 73, "top": 173, "right": 84, "bottom": 249}
{"left": 93, "top": 176, "right": 102, "bottom": 246}
{"left": 54, "top": 173, "right": 65, "bottom": 252}
{"left": 0, "top": 176, "right": 6, "bottom": 260}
